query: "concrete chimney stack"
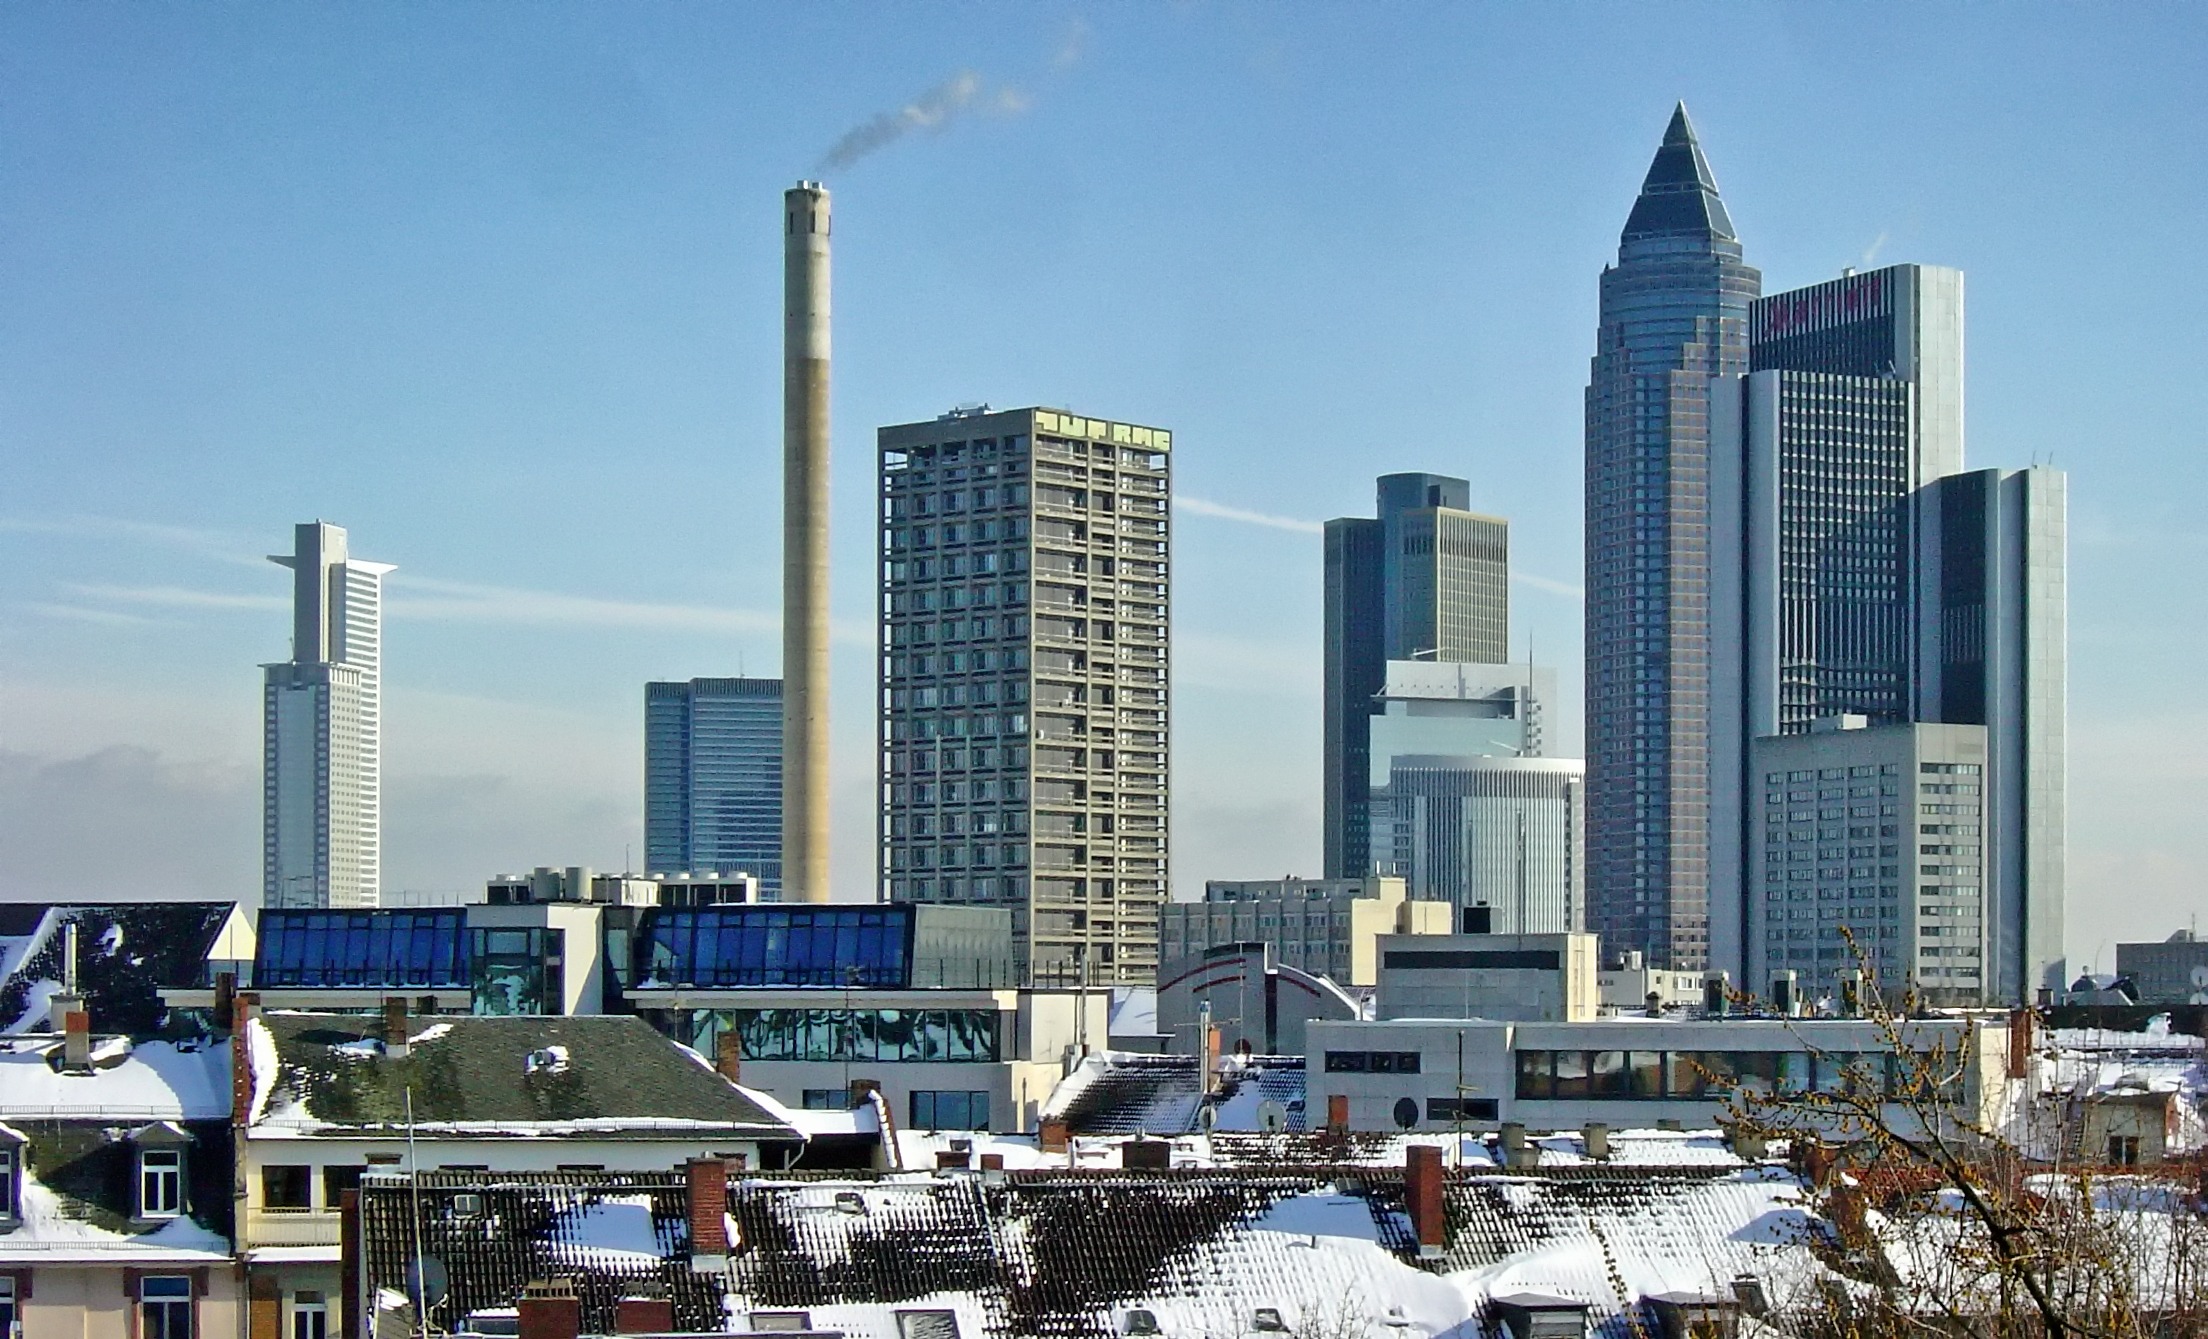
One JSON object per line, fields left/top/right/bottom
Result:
{"left": 783, "top": 181, "right": 832, "bottom": 904}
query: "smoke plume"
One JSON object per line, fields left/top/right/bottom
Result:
{"left": 818, "top": 71, "right": 1006, "bottom": 172}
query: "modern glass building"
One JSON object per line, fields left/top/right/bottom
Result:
{"left": 1583, "top": 105, "right": 1760, "bottom": 971}
{"left": 1323, "top": 474, "right": 1511, "bottom": 879}
{"left": 1382, "top": 756, "right": 1586, "bottom": 935}
{"left": 250, "top": 908, "right": 569, "bottom": 1015}
{"left": 644, "top": 678, "right": 784, "bottom": 898}
{"left": 263, "top": 522, "right": 394, "bottom": 910}
{"left": 878, "top": 406, "right": 1171, "bottom": 984}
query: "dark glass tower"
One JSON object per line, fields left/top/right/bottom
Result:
{"left": 1323, "top": 473, "right": 1509, "bottom": 878}
{"left": 645, "top": 678, "right": 785, "bottom": 896}
{"left": 1584, "top": 105, "right": 1760, "bottom": 970}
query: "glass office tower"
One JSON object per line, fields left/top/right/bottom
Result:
{"left": 645, "top": 678, "right": 785, "bottom": 898}
{"left": 264, "top": 521, "right": 394, "bottom": 910}
{"left": 1323, "top": 474, "right": 1510, "bottom": 879}
{"left": 1583, "top": 104, "right": 1760, "bottom": 971}
{"left": 879, "top": 406, "right": 1171, "bottom": 984}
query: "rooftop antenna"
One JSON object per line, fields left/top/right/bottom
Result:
{"left": 63, "top": 920, "right": 80, "bottom": 996}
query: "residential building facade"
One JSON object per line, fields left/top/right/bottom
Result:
{"left": 1323, "top": 475, "right": 1510, "bottom": 880}
{"left": 1583, "top": 105, "right": 1760, "bottom": 972}
{"left": 879, "top": 406, "right": 1171, "bottom": 984}
{"left": 645, "top": 678, "right": 784, "bottom": 899}
{"left": 263, "top": 521, "right": 393, "bottom": 910}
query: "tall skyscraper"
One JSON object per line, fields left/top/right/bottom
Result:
{"left": 263, "top": 521, "right": 393, "bottom": 910}
{"left": 1323, "top": 474, "right": 1510, "bottom": 878}
{"left": 1705, "top": 263, "right": 2066, "bottom": 1002}
{"left": 1583, "top": 104, "right": 1761, "bottom": 971}
{"left": 645, "top": 678, "right": 785, "bottom": 897}
{"left": 879, "top": 406, "right": 1170, "bottom": 984}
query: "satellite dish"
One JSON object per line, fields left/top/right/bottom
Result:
{"left": 2191, "top": 965, "right": 2208, "bottom": 988}
{"left": 406, "top": 1257, "right": 449, "bottom": 1309}
{"left": 1197, "top": 1104, "right": 1219, "bottom": 1132}
{"left": 1256, "top": 1100, "right": 1288, "bottom": 1133}
{"left": 1392, "top": 1097, "right": 1419, "bottom": 1130}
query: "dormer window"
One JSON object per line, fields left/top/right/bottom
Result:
{"left": 140, "top": 1149, "right": 183, "bottom": 1218}
{"left": 0, "top": 1143, "right": 17, "bottom": 1222}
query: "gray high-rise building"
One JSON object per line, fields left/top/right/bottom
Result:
{"left": 879, "top": 406, "right": 1171, "bottom": 984}
{"left": 1323, "top": 474, "right": 1509, "bottom": 879}
{"left": 645, "top": 678, "right": 784, "bottom": 897}
{"left": 1583, "top": 105, "right": 1761, "bottom": 970}
{"left": 1705, "top": 263, "right": 2066, "bottom": 1002}
{"left": 264, "top": 521, "right": 393, "bottom": 910}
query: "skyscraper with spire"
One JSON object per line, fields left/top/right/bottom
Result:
{"left": 1584, "top": 105, "right": 1761, "bottom": 970}
{"left": 263, "top": 521, "right": 393, "bottom": 909}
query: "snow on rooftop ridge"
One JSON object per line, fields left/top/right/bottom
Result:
{"left": 0, "top": 1037, "right": 227, "bottom": 1121}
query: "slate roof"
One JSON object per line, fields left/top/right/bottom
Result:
{"left": 0, "top": 1034, "right": 235, "bottom": 1263}
{"left": 0, "top": 902, "right": 238, "bottom": 1036}
{"left": 1043, "top": 1054, "right": 1306, "bottom": 1136}
{"left": 250, "top": 1013, "right": 797, "bottom": 1140}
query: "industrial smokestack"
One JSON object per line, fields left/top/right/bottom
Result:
{"left": 783, "top": 181, "right": 832, "bottom": 904}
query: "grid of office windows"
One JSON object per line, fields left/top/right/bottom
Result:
{"left": 637, "top": 906, "right": 913, "bottom": 989}
{"left": 910, "top": 1090, "right": 991, "bottom": 1131}
{"left": 645, "top": 678, "right": 784, "bottom": 897}
{"left": 254, "top": 910, "right": 467, "bottom": 988}
{"left": 1582, "top": 112, "right": 1759, "bottom": 973}
{"left": 880, "top": 407, "right": 1170, "bottom": 985}
{"left": 1756, "top": 763, "right": 1904, "bottom": 979}
{"left": 1514, "top": 1049, "right": 1919, "bottom": 1100}
{"left": 728, "top": 1009, "right": 999, "bottom": 1063}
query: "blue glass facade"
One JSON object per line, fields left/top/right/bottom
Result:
{"left": 635, "top": 906, "right": 914, "bottom": 989}
{"left": 1584, "top": 105, "right": 1761, "bottom": 971}
{"left": 645, "top": 678, "right": 783, "bottom": 897}
{"left": 254, "top": 910, "right": 468, "bottom": 988}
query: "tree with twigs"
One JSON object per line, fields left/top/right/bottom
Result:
{"left": 1714, "top": 931, "right": 2208, "bottom": 1338}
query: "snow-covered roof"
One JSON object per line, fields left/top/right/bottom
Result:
{"left": 1042, "top": 1051, "right": 1306, "bottom": 1136}
{"left": 0, "top": 1036, "right": 229, "bottom": 1121}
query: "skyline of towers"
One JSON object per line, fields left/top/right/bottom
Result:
{"left": 1323, "top": 473, "right": 1512, "bottom": 881}
{"left": 644, "top": 677, "right": 785, "bottom": 897}
{"left": 1583, "top": 104, "right": 1762, "bottom": 972}
{"left": 878, "top": 406, "right": 1172, "bottom": 984}
{"left": 263, "top": 520, "right": 392, "bottom": 910}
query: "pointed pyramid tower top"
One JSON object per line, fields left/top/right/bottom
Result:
{"left": 1622, "top": 102, "right": 1737, "bottom": 242}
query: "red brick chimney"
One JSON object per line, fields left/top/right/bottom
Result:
{"left": 1039, "top": 1117, "right": 1070, "bottom": 1153}
{"left": 1406, "top": 1144, "right": 1445, "bottom": 1257}
{"left": 61, "top": 1009, "right": 92, "bottom": 1072}
{"left": 613, "top": 1298, "right": 673, "bottom": 1335}
{"left": 518, "top": 1281, "right": 580, "bottom": 1339}
{"left": 382, "top": 997, "right": 411, "bottom": 1060}
{"left": 230, "top": 991, "right": 261, "bottom": 1127}
{"left": 2007, "top": 1007, "right": 2034, "bottom": 1079}
{"left": 1326, "top": 1093, "right": 1350, "bottom": 1135}
{"left": 715, "top": 1032, "right": 743, "bottom": 1085}
{"left": 686, "top": 1157, "right": 728, "bottom": 1263}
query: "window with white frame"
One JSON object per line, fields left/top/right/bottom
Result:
{"left": 290, "top": 1292, "right": 328, "bottom": 1339}
{"left": 140, "top": 1148, "right": 183, "bottom": 1218}
{"left": 0, "top": 1146, "right": 17, "bottom": 1220}
{"left": 141, "top": 1276, "right": 193, "bottom": 1339}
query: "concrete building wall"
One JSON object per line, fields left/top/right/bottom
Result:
{"left": 19, "top": 1268, "right": 242, "bottom": 1339}
{"left": 1160, "top": 876, "right": 1449, "bottom": 988}
{"left": 1374, "top": 932, "right": 1601, "bottom": 1023}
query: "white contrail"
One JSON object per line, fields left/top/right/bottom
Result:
{"left": 1512, "top": 572, "right": 1585, "bottom": 600}
{"left": 1173, "top": 495, "right": 1323, "bottom": 535}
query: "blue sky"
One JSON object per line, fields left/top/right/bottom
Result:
{"left": 2, "top": 4, "right": 2202, "bottom": 970}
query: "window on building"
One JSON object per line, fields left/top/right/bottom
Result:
{"left": 140, "top": 1149, "right": 183, "bottom": 1218}
{"left": 141, "top": 1276, "right": 194, "bottom": 1339}
{"left": 0, "top": 1275, "right": 15, "bottom": 1339}
{"left": 802, "top": 1090, "right": 852, "bottom": 1110}
{"left": 0, "top": 1145, "right": 16, "bottom": 1219}
{"left": 909, "top": 1090, "right": 991, "bottom": 1131}
{"left": 322, "top": 1166, "right": 362, "bottom": 1206}
{"left": 1425, "top": 1097, "right": 1499, "bottom": 1122}
{"left": 290, "top": 1295, "right": 328, "bottom": 1339}
{"left": 2108, "top": 1136, "right": 2141, "bottom": 1167}
{"left": 261, "top": 1166, "right": 312, "bottom": 1210}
